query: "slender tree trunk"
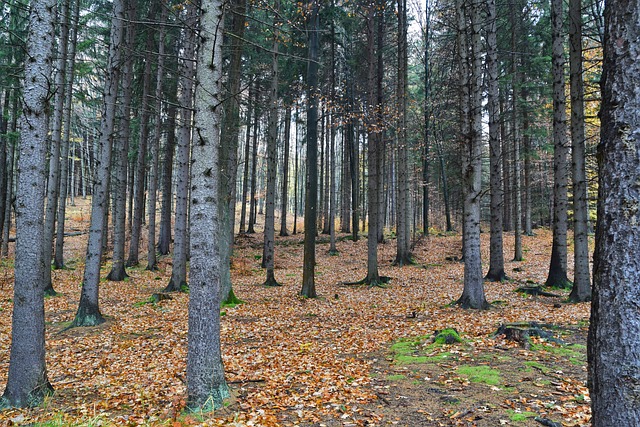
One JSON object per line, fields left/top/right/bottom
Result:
{"left": 394, "top": 0, "right": 412, "bottom": 265}
{"left": 263, "top": 5, "right": 280, "bottom": 287}
{"left": 1, "top": 0, "right": 56, "bottom": 407}
{"left": 127, "top": 15, "right": 156, "bottom": 267}
{"left": 247, "top": 91, "right": 260, "bottom": 234}
{"left": 422, "top": 0, "right": 431, "bottom": 236}
{"left": 511, "top": 2, "right": 523, "bottom": 262}
{"left": 485, "top": 0, "right": 505, "bottom": 281}
{"left": 280, "top": 104, "right": 291, "bottom": 236}
{"left": 43, "top": 0, "right": 72, "bottom": 296}
{"left": 364, "top": 2, "right": 382, "bottom": 285}
{"left": 500, "top": 91, "right": 512, "bottom": 232}
{"left": 157, "top": 102, "right": 176, "bottom": 255}
{"left": 54, "top": 0, "right": 80, "bottom": 270}
{"left": 301, "top": 0, "right": 319, "bottom": 299}
{"left": 186, "top": 0, "right": 230, "bottom": 410}
{"left": 588, "top": 1, "right": 640, "bottom": 422}
{"left": 0, "top": 92, "right": 9, "bottom": 250}
{"left": 146, "top": 4, "right": 167, "bottom": 271}
{"left": 239, "top": 82, "right": 254, "bottom": 234}
{"left": 2, "top": 95, "right": 18, "bottom": 258}
{"left": 165, "top": 3, "right": 197, "bottom": 293}
{"left": 71, "top": 0, "right": 125, "bottom": 328}
{"left": 106, "top": 0, "right": 135, "bottom": 281}
{"left": 219, "top": 0, "right": 247, "bottom": 303}
{"left": 522, "top": 92, "right": 533, "bottom": 236}
{"left": 546, "top": 0, "right": 571, "bottom": 288}
{"left": 568, "top": 0, "right": 591, "bottom": 302}
{"left": 293, "top": 103, "right": 299, "bottom": 235}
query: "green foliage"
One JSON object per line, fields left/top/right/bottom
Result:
{"left": 507, "top": 409, "right": 537, "bottom": 422}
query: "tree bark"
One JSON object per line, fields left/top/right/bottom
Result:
{"left": 54, "top": 0, "right": 81, "bottom": 270}
{"left": 106, "top": 0, "right": 135, "bottom": 282}
{"left": 1, "top": 0, "right": 56, "bottom": 407}
{"left": 263, "top": 5, "right": 281, "bottom": 287}
{"left": 43, "top": 0, "right": 71, "bottom": 296}
{"left": 588, "top": 0, "right": 640, "bottom": 422}
{"left": 301, "top": 0, "right": 320, "bottom": 298}
{"left": 146, "top": 4, "right": 168, "bottom": 271}
{"left": 394, "top": 0, "right": 412, "bottom": 266}
{"left": 485, "top": 0, "right": 506, "bottom": 282}
{"left": 127, "top": 12, "right": 156, "bottom": 267}
{"left": 546, "top": 0, "right": 571, "bottom": 288}
{"left": 239, "top": 81, "right": 254, "bottom": 234}
{"left": 568, "top": 0, "right": 591, "bottom": 302}
{"left": 457, "top": 0, "right": 488, "bottom": 309}
{"left": 70, "top": 0, "right": 125, "bottom": 327}
{"left": 165, "top": 3, "right": 196, "bottom": 293}
{"left": 187, "top": 0, "right": 230, "bottom": 410}
{"left": 280, "top": 104, "right": 291, "bottom": 236}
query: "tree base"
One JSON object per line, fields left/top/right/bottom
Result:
{"left": 328, "top": 249, "right": 339, "bottom": 256}
{"left": 484, "top": 269, "right": 507, "bottom": 282}
{"left": 516, "top": 286, "right": 561, "bottom": 297}
{"left": 392, "top": 254, "right": 415, "bottom": 267}
{"left": 164, "top": 278, "right": 188, "bottom": 293}
{"left": 44, "top": 283, "right": 58, "bottom": 297}
{"left": 69, "top": 305, "right": 105, "bottom": 329}
{"left": 186, "top": 383, "right": 231, "bottom": 413}
{"left": 0, "top": 379, "right": 53, "bottom": 409}
{"left": 222, "top": 287, "right": 245, "bottom": 307}
{"left": 344, "top": 275, "right": 391, "bottom": 288}
{"left": 568, "top": 289, "right": 591, "bottom": 303}
{"left": 456, "top": 295, "right": 491, "bottom": 310}
{"left": 263, "top": 270, "right": 281, "bottom": 287}
{"left": 106, "top": 265, "right": 129, "bottom": 281}
{"left": 145, "top": 262, "right": 158, "bottom": 272}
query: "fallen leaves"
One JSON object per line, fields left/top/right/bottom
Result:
{"left": 0, "top": 224, "right": 592, "bottom": 426}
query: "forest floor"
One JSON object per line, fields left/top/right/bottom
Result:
{"left": 0, "top": 200, "right": 591, "bottom": 426}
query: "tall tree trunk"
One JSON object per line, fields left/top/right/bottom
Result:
{"left": 239, "top": 81, "right": 254, "bottom": 234}
{"left": 54, "top": 0, "right": 81, "bottom": 270}
{"left": 263, "top": 4, "right": 280, "bottom": 287}
{"left": 568, "top": 0, "right": 591, "bottom": 302}
{"left": 219, "top": 0, "right": 247, "bottom": 303}
{"left": 247, "top": 90, "right": 260, "bottom": 234}
{"left": 422, "top": 0, "right": 431, "bottom": 236}
{"left": 301, "top": 0, "right": 319, "bottom": 299}
{"left": 0, "top": 92, "right": 9, "bottom": 251}
{"left": 146, "top": 4, "right": 168, "bottom": 271}
{"left": 71, "top": 0, "right": 125, "bottom": 327}
{"left": 328, "top": 11, "right": 338, "bottom": 254}
{"left": 394, "top": 0, "right": 412, "bottom": 265}
{"left": 127, "top": 13, "right": 156, "bottom": 267}
{"left": 2, "top": 95, "right": 18, "bottom": 258}
{"left": 43, "top": 0, "right": 71, "bottom": 296}
{"left": 511, "top": 1, "right": 523, "bottom": 262}
{"left": 186, "top": 0, "right": 230, "bottom": 410}
{"left": 485, "top": 0, "right": 506, "bottom": 282}
{"left": 157, "top": 102, "right": 176, "bottom": 255}
{"left": 588, "top": 0, "right": 640, "bottom": 422}
{"left": 457, "top": 0, "right": 488, "bottom": 309}
{"left": 546, "top": 0, "right": 571, "bottom": 288}
{"left": 106, "top": 0, "right": 135, "bottom": 282}
{"left": 522, "top": 91, "right": 533, "bottom": 236}
{"left": 280, "top": 104, "right": 291, "bottom": 236}
{"left": 500, "top": 91, "right": 512, "bottom": 232}
{"left": 1, "top": 0, "right": 56, "bottom": 406}
{"left": 293, "top": 103, "right": 300, "bottom": 235}
{"left": 165, "top": 3, "right": 197, "bottom": 293}
{"left": 363, "top": 2, "right": 382, "bottom": 286}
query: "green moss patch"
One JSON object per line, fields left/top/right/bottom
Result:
{"left": 507, "top": 409, "right": 537, "bottom": 422}
{"left": 457, "top": 365, "right": 501, "bottom": 386}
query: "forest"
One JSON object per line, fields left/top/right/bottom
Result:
{"left": 0, "top": 0, "right": 639, "bottom": 425}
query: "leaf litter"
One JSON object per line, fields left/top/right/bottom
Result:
{"left": 0, "top": 211, "right": 590, "bottom": 426}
